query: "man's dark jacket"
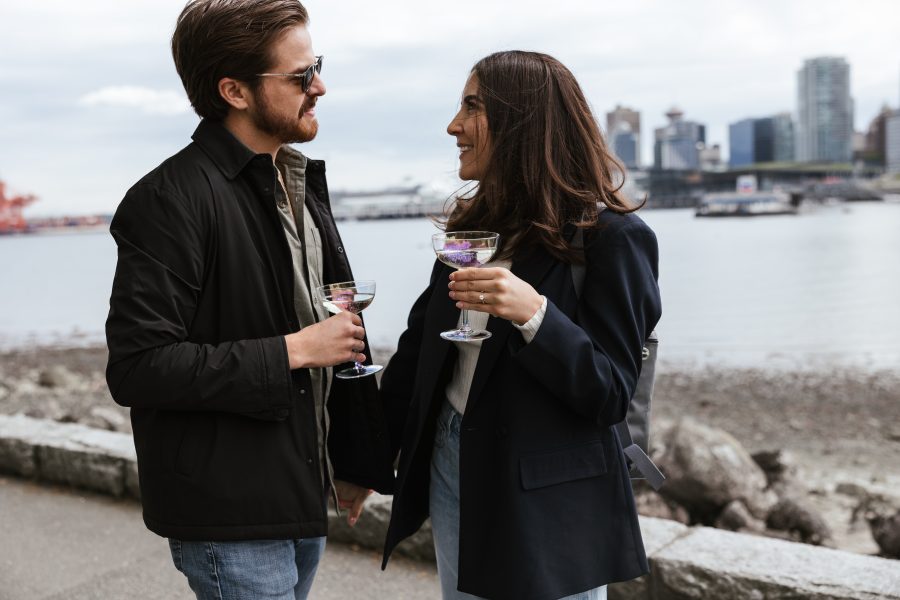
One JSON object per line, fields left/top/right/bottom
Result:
{"left": 105, "top": 119, "right": 394, "bottom": 541}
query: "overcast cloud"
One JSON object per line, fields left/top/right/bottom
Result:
{"left": 1, "top": 0, "right": 899, "bottom": 216}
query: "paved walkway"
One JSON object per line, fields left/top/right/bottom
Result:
{"left": 0, "top": 476, "right": 439, "bottom": 599}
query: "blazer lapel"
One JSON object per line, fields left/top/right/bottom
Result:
{"left": 465, "top": 244, "right": 558, "bottom": 416}
{"left": 415, "top": 264, "right": 461, "bottom": 399}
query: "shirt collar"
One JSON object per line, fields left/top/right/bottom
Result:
{"left": 276, "top": 144, "right": 308, "bottom": 171}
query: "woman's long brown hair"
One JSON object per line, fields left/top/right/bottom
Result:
{"left": 444, "top": 51, "right": 641, "bottom": 263}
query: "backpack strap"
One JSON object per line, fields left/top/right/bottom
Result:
{"left": 570, "top": 223, "right": 666, "bottom": 490}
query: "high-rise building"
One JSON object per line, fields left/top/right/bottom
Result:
{"left": 729, "top": 119, "right": 755, "bottom": 168}
{"left": 729, "top": 115, "right": 787, "bottom": 168}
{"left": 653, "top": 107, "right": 705, "bottom": 170}
{"left": 607, "top": 105, "right": 641, "bottom": 139}
{"left": 772, "top": 113, "right": 795, "bottom": 162}
{"left": 611, "top": 123, "right": 640, "bottom": 169}
{"left": 862, "top": 105, "right": 894, "bottom": 165}
{"left": 887, "top": 111, "right": 900, "bottom": 174}
{"left": 796, "top": 57, "right": 853, "bottom": 163}
{"left": 607, "top": 105, "right": 641, "bottom": 168}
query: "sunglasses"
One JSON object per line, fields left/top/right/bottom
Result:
{"left": 256, "top": 55, "right": 323, "bottom": 93}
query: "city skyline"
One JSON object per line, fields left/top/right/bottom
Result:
{"left": 2, "top": 0, "right": 899, "bottom": 216}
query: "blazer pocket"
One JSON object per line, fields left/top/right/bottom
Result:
{"left": 519, "top": 441, "right": 607, "bottom": 490}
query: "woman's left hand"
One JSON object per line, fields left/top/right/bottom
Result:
{"left": 449, "top": 267, "right": 544, "bottom": 325}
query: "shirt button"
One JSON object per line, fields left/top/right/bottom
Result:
{"left": 300, "top": 389, "right": 307, "bottom": 395}
{"left": 306, "top": 458, "right": 314, "bottom": 466}
{"left": 337, "top": 246, "right": 344, "bottom": 253}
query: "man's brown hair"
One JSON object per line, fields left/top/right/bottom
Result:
{"left": 171, "top": 0, "right": 309, "bottom": 121}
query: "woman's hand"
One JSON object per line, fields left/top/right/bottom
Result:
{"left": 449, "top": 267, "right": 543, "bottom": 325}
{"left": 333, "top": 480, "right": 373, "bottom": 527}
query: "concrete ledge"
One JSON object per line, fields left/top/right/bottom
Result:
{"left": 649, "top": 526, "right": 900, "bottom": 600}
{"left": 0, "top": 414, "right": 136, "bottom": 498}
{"left": 609, "top": 517, "right": 691, "bottom": 600}
{"left": 2, "top": 414, "right": 899, "bottom": 598}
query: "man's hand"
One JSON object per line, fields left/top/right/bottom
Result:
{"left": 333, "top": 480, "right": 373, "bottom": 527}
{"left": 284, "top": 312, "right": 366, "bottom": 369}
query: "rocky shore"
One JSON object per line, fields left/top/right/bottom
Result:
{"left": 1, "top": 344, "right": 898, "bottom": 558}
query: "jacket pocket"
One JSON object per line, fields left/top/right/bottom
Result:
{"left": 519, "top": 441, "right": 607, "bottom": 490}
{"left": 174, "top": 416, "right": 210, "bottom": 477}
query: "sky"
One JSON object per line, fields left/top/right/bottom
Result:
{"left": 1, "top": 0, "right": 899, "bottom": 216}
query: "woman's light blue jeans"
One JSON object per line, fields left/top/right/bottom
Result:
{"left": 429, "top": 400, "right": 607, "bottom": 600}
{"left": 168, "top": 536, "right": 326, "bottom": 600}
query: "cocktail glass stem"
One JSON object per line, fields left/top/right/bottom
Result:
{"left": 459, "top": 308, "right": 473, "bottom": 336}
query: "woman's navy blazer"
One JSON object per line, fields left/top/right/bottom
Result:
{"left": 380, "top": 210, "right": 663, "bottom": 600}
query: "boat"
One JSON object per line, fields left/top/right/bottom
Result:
{"left": 696, "top": 175, "right": 799, "bottom": 217}
{"left": 803, "top": 180, "right": 883, "bottom": 202}
{"left": 695, "top": 191, "right": 799, "bottom": 217}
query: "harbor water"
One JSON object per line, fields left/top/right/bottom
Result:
{"left": 2, "top": 200, "right": 899, "bottom": 371}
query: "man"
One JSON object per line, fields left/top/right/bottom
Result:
{"left": 105, "top": 1, "right": 394, "bottom": 598}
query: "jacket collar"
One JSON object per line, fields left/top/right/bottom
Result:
{"left": 191, "top": 119, "right": 328, "bottom": 180}
{"left": 191, "top": 119, "right": 260, "bottom": 180}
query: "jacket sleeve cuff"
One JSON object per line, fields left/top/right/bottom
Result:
{"left": 258, "top": 335, "right": 294, "bottom": 416}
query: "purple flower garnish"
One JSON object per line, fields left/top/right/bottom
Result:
{"left": 444, "top": 251, "right": 480, "bottom": 267}
{"left": 444, "top": 240, "right": 472, "bottom": 251}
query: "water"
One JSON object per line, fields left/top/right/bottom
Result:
{"left": 2, "top": 201, "right": 899, "bottom": 370}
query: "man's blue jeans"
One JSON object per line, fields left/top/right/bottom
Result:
{"left": 429, "top": 401, "right": 607, "bottom": 600}
{"left": 168, "top": 537, "right": 326, "bottom": 600}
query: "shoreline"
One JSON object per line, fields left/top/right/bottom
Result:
{"left": 2, "top": 342, "right": 898, "bottom": 557}
{"left": 4, "top": 337, "right": 898, "bottom": 374}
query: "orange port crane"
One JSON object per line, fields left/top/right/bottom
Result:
{"left": 0, "top": 180, "right": 37, "bottom": 234}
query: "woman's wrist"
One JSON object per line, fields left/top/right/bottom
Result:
{"left": 513, "top": 294, "right": 546, "bottom": 326}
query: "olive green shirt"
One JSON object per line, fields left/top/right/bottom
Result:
{"left": 274, "top": 146, "right": 334, "bottom": 493}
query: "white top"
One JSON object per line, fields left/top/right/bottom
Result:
{"left": 445, "top": 259, "right": 548, "bottom": 414}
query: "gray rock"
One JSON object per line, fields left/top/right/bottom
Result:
{"left": 715, "top": 500, "right": 766, "bottom": 533}
{"left": 884, "top": 424, "right": 900, "bottom": 443}
{"left": 654, "top": 418, "right": 776, "bottom": 520}
{"left": 766, "top": 497, "right": 832, "bottom": 545}
{"left": 87, "top": 406, "right": 129, "bottom": 431}
{"left": 751, "top": 449, "right": 795, "bottom": 487}
{"left": 37, "top": 365, "right": 79, "bottom": 389}
{"left": 836, "top": 481, "right": 871, "bottom": 500}
{"left": 869, "top": 511, "right": 900, "bottom": 558}
{"left": 633, "top": 488, "right": 690, "bottom": 524}
{"left": 653, "top": 526, "right": 900, "bottom": 599}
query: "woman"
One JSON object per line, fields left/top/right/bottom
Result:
{"left": 380, "top": 51, "right": 661, "bottom": 600}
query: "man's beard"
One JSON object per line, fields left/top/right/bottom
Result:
{"left": 251, "top": 89, "right": 318, "bottom": 144}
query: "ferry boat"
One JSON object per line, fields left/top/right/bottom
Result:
{"left": 696, "top": 175, "right": 799, "bottom": 218}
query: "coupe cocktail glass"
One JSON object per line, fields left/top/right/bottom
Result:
{"left": 315, "top": 280, "right": 383, "bottom": 379}
{"left": 431, "top": 231, "right": 500, "bottom": 342}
